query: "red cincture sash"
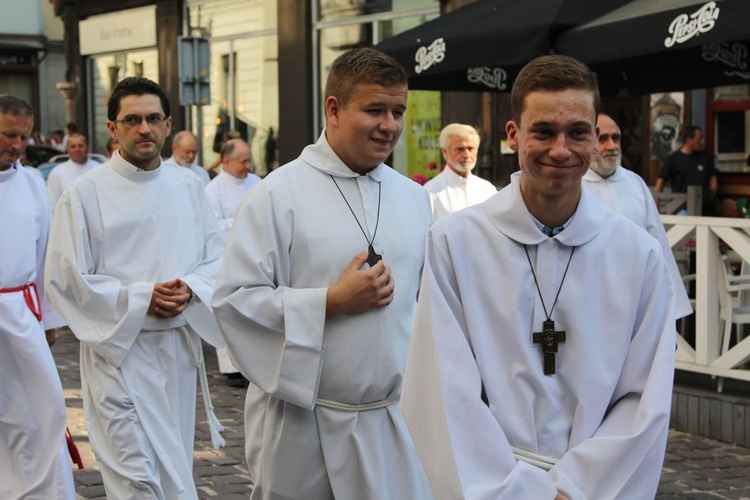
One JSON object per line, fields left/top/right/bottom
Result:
{"left": 0, "top": 282, "right": 43, "bottom": 321}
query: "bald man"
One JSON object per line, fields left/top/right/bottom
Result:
{"left": 165, "top": 130, "right": 210, "bottom": 185}
{"left": 205, "top": 138, "right": 262, "bottom": 384}
{"left": 583, "top": 113, "right": 691, "bottom": 320}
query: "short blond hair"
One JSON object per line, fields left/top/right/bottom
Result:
{"left": 439, "top": 123, "right": 480, "bottom": 150}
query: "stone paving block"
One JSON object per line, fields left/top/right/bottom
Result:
{"left": 76, "top": 484, "right": 107, "bottom": 498}
{"left": 209, "top": 483, "right": 254, "bottom": 494}
{"left": 193, "top": 465, "right": 245, "bottom": 477}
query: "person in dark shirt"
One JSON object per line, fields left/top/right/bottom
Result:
{"left": 655, "top": 125, "right": 718, "bottom": 195}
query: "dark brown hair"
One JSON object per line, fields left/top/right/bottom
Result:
{"left": 324, "top": 48, "right": 407, "bottom": 107}
{"left": 511, "top": 55, "right": 600, "bottom": 124}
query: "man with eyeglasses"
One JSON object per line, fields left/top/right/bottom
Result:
{"left": 583, "top": 113, "right": 692, "bottom": 321}
{"left": 45, "top": 77, "right": 227, "bottom": 499}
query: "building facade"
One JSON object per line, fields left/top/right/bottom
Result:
{"left": 62, "top": 0, "right": 750, "bottom": 187}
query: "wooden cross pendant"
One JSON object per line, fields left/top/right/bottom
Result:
{"left": 367, "top": 244, "right": 382, "bottom": 267}
{"left": 532, "top": 319, "right": 566, "bottom": 375}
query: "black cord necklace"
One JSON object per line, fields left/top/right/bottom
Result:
{"left": 523, "top": 244, "right": 575, "bottom": 375}
{"left": 330, "top": 175, "right": 382, "bottom": 266}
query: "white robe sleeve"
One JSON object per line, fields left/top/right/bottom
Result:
{"left": 46, "top": 170, "right": 63, "bottom": 213}
{"left": 179, "top": 186, "right": 227, "bottom": 348}
{"left": 212, "top": 183, "right": 327, "bottom": 411}
{"left": 45, "top": 190, "right": 156, "bottom": 367}
{"left": 204, "top": 181, "right": 234, "bottom": 239}
{"left": 637, "top": 176, "right": 693, "bottom": 319}
{"left": 34, "top": 185, "right": 65, "bottom": 330}
{"left": 551, "top": 249, "right": 675, "bottom": 500}
{"left": 402, "top": 229, "right": 559, "bottom": 499}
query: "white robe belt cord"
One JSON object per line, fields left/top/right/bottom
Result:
{"left": 183, "top": 328, "right": 226, "bottom": 449}
{"left": 315, "top": 396, "right": 399, "bottom": 412}
{"left": 511, "top": 446, "right": 558, "bottom": 471}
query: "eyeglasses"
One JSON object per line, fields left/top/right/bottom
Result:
{"left": 112, "top": 114, "right": 167, "bottom": 128}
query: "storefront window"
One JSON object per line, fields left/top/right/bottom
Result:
{"left": 317, "top": 0, "right": 438, "bottom": 22}
{"left": 188, "top": 0, "right": 278, "bottom": 175}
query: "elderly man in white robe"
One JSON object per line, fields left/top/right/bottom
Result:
{"left": 213, "top": 48, "right": 433, "bottom": 499}
{"left": 47, "top": 133, "right": 100, "bottom": 210}
{"left": 424, "top": 123, "right": 496, "bottom": 222}
{"left": 401, "top": 55, "right": 676, "bottom": 499}
{"left": 45, "top": 77, "right": 226, "bottom": 500}
{"left": 205, "top": 138, "right": 261, "bottom": 384}
{"left": 0, "top": 95, "right": 76, "bottom": 499}
{"left": 583, "top": 113, "right": 692, "bottom": 320}
{"left": 165, "top": 130, "right": 211, "bottom": 185}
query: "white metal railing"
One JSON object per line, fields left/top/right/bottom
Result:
{"left": 664, "top": 214, "right": 750, "bottom": 383}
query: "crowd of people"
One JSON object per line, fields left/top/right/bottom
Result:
{"left": 2, "top": 48, "right": 697, "bottom": 499}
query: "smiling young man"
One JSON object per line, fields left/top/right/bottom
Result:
{"left": 45, "top": 77, "right": 226, "bottom": 499}
{"left": 401, "top": 55, "right": 677, "bottom": 499}
{"left": 212, "top": 48, "right": 432, "bottom": 499}
{"left": 424, "top": 123, "right": 497, "bottom": 222}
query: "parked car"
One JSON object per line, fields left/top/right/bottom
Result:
{"left": 37, "top": 153, "right": 107, "bottom": 181}
{"left": 24, "top": 145, "right": 61, "bottom": 167}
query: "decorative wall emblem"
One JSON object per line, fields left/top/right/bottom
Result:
{"left": 467, "top": 67, "right": 507, "bottom": 90}
{"left": 415, "top": 38, "right": 445, "bottom": 74}
{"left": 665, "top": 1, "right": 719, "bottom": 48}
{"left": 703, "top": 42, "right": 750, "bottom": 79}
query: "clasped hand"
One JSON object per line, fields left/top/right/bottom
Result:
{"left": 326, "top": 250, "right": 395, "bottom": 316}
{"left": 148, "top": 278, "right": 193, "bottom": 318}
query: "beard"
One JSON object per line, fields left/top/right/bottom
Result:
{"left": 174, "top": 156, "right": 192, "bottom": 167}
{"left": 591, "top": 152, "right": 619, "bottom": 178}
{"left": 447, "top": 158, "right": 476, "bottom": 174}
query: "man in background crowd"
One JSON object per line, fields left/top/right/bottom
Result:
{"left": 165, "top": 130, "right": 211, "bottom": 185}
{"left": 424, "top": 123, "right": 496, "bottom": 222}
{"left": 583, "top": 113, "right": 692, "bottom": 320}
{"left": 47, "top": 133, "right": 100, "bottom": 210}
{"left": 205, "top": 138, "right": 261, "bottom": 386}
{"left": 0, "top": 94, "right": 75, "bottom": 499}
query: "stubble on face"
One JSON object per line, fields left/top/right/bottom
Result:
{"left": 108, "top": 94, "right": 171, "bottom": 171}
{"left": 507, "top": 89, "right": 597, "bottom": 225}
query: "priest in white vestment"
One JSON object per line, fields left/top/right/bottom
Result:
{"left": 583, "top": 113, "right": 692, "bottom": 319}
{"left": 424, "top": 123, "right": 497, "bottom": 222}
{"left": 0, "top": 95, "right": 75, "bottom": 499}
{"left": 45, "top": 78, "right": 226, "bottom": 500}
{"left": 204, "top": 138, "right": 261, "bottom": 380}
{"left": 46, "top": 133, "right": 100, "bottom": 210}
{"left": 402, "top": 56, "right": 676, "bottom": 500}
{"left": 213, "top": 48, "right": 433, "bottom": 500}
{"left": 165, "top": 130, "right": 211, "bottom": 185}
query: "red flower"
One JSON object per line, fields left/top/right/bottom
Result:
{"left": 427, "top": 161, "right": 437, "bottom": 170}
{"left": 412, "top": 173, "right": 429, "bottom": 185}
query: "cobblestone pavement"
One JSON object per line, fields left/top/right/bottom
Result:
{"left": 52, "top": 328, "right": 252, "bottom": 499}
{"left": 51, "top": 329, "right": 749, "bottom": 499}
